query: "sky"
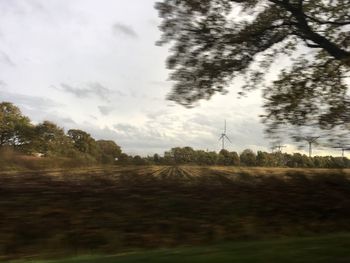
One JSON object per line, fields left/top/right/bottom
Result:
{"left": 0, "top": 0, "right": 343, "bottom": 157}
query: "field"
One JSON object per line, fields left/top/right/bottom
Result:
{"left": 2, "top": 165, "right": 350, "bottom": 261}
{"left": 10, "top": 234, "right": 350, "bottom": 263}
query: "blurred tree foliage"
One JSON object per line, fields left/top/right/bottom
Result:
{"left": 156, "top": 0, "right": 350, "bottom": 142}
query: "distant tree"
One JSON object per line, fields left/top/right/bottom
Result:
{"left": 156, "top": 0, "right": 350, "bottom": 141}
{"left": 256, "top": 151, "right": 271, "bottom": 167}
{"left": 207, "top": 151, "right": 219, "bottom": 165}
{"left": 118, "top": 153, "right": 132, "bottom": 164}
{"left": 218, "top": 149, "right": 240, "bottom": 166}
{"left": 153, "top": 153, "right": 161, "bottom": 164}
{"left": 271, "top": 152, "right": 287, "bottom": 167}
{"left": 313, "top": 156, "right": 326, "bottom": 168}
{"left": 330, "top": 156, "right": 347, "bottom": 168}
{"left": 34, "top": 121, "right": 72, "bottom": 157}
{"left": 96, "top": 140, "right": 122, "bottom": 164}
{"left": 286, "top": 153, "right": 314, "bottom": 168}
{"left": 195, "top": 150, "right": 217, "bottom": 165}
{"left": 67, "top": 129, "right": 99, "bottom": 156}
{"left": 240, "top": 149, "right": 256, "bottom": 167}
{"left": 164, "top": 150, "right": 175, "bottom": 164}
{"left": 170, "top": 146, "right": 195, "bottom": 164}
{"left": 0, "top": 102, "right": 33, "bottom": 149}
{"left": 133, "top": 155, "right": 147, "bottom": 165}
{"left": 231, "top": 151, "right": 240, "bottom": 166}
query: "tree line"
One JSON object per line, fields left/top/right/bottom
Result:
{"left": 0, "top": 101, "right": 123, "bottom": 165}
{"left": 2, "top": 101, "right": 350, "bottom": 168}
{"left": 145, "top": 147, "right": 350, "bottom": 169}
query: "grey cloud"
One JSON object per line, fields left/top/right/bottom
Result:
{"left": 44, "top": 114, "right": 76, "bottom": 126}
{"left": 60, "top": 83, "right": 89, "bottom": 98}
{"left": 0, "top": 90, "right": 61, "bottom": 111}
{"left": 0, "top": 90, "right": 76, "bottom": 128}
{"left": 89, "top": 115, "right": 98, "bottom": 120}
{"left": 110, "top": 123, "right": 172, "bottom": 155}
{"left": 98, "top": 105, "right": 114, "bottom": 116}
{"left": 114, "top": 123, "right": 138, "bottom": 134}
{"left": 60, "top": 82, "right": 112, "bottom": 101}
{"left": 0, "top": 51, "right": 15, "bottom": 66}
{"left": 112, "top": 23, "right": 138, "bottom": 38}
{"left": 88, "top": 82, "right": 112, "bottom": 101}
{"left": 115, "top": 90, "right": 126, "bottom": 97}
{"left": 0, "top": 90, "right": 75, "bottom": 127}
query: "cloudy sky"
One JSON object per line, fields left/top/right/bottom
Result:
{"left": 0, "top": 0, "right": 341, "bottom": 156}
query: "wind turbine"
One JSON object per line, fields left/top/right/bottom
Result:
{"left": 302, "top": 136, "right": 320, "bottom": 157}
{"left": 219, "top": 120, "right": 231, "bottom": 150}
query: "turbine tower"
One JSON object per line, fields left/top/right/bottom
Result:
{"left": 302, "top": 136, "right": 320, "bottom": 157}
{"left": 333, "top": 143, "right": 350, "bottom": 157}
{"left": 219, "top": 120, "right": 231, "bottom": 150}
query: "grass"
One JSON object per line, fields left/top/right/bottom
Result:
{"left": 1, "top": 166, "right": 350, "bottom": 260}
{"left": 11, "top": 233, "right": 350, "bottom": 263}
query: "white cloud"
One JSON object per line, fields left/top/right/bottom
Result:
{"left": 98, "top": 105, "right": 114, "bottom": 116}
{"left": 59, "top": 82, "right": 112, "bottom": 101}
{"left": 0, "top": 0, "right": 291, "bottom": 156}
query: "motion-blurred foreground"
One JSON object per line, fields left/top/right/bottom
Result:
{"left": 2, "top": 166, "right": 350, "bottom": 261}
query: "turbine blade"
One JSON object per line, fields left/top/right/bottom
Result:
{"left": 225, "top": 135, "right": 232, "bottom": 143}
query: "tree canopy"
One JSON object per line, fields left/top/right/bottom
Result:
{"left": 156, "top": 0, "right": 350, "bottom": 142}
{"left": 0, "top": 102, "right": 125, "bottom": 166}
{"left": 0, "top": 102, "right": 32, "bottom": 148}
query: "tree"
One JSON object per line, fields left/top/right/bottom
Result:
{"left": 195, "top": 150, "right": 218, "bottom": 165}
{"left": 0, "top": 102, "right": 33, "bottom": 149}
{"left": 67, "top": 129, "right": 101, "bottom": 158}
{"left": 96, "top": 140, "right": 122, "bottom": 164}
{"left": 153, "top": 153, "right": 161, "bottom": 164}
{"left": 218, "top": 149, "right": 240, "bottom": 165}
{"left": 156, "top": 0, "right": 350, "bottom": 141}
{"left": 170, "top": 146, "right": 195, "bottom": 164}
{"left": 34, "top": 121, "right": 73, "bottom": 156}
{"left": 240, "top": 149, "right": 256, "bottom": 166}
{"left": 133, "top": 155, "right": 147, "bottom": 165}
{"left": 256, "top": 151, "right": 271, "bottom": 167}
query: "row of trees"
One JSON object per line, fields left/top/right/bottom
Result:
{"left": 0, "top": 102, "right": 122, "bottom": 164}
{"left": 2, "top": 101, "right": 350, "bottom": 168}
{"left": 147, "top": 147, "right": 350, "bottom": 169}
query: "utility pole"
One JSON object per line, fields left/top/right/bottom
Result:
{"left": 273, "top": 145, "right": 286, "bottom": 152}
